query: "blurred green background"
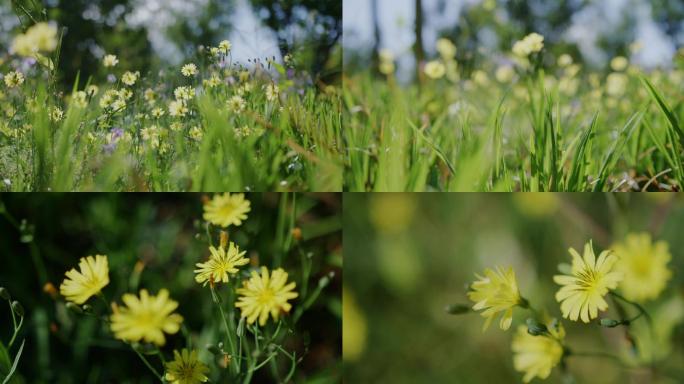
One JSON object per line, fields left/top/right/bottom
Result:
{"left": 343, "top": 193, "right": 684, "bottom": 383}
{"left": 0, "top": 192, "right": 341, "bottom": 383}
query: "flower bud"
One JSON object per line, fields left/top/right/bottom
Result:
{"left": 600, "top": 318, "right": 620, "bottom": 328}
{"left": 526, "top": 318, "right": 548, "bottom": 336}
{"left": 11, "top": 301, "right": 24, "bottom": 317}
{"left": 0, "top": 287, "right": 10, "bottom": 300}
{"left": 219, "top": 231, "right": 229, "bottom": 248}
{"left": 207, "top": 344, "right": 222, "bottom": 355}
{"left": 444, "top": 304, "right": 470, "bottom": 315}
{"left": 66, "top": 302, "right": 83, "bottom": 314}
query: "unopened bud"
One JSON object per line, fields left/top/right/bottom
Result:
{"left": 526, "top": 318, "right": 548, "bottom": 336}
{"left": 291, "top": 227, "right": 302, "bottom": 241}
{"left": 600, "top": 318, "right": 620, "bottom": 328}
{"left": 445, "top": 304, "right": 470, "bottom": 315}
{"left": 220, "top": 231, "right": 229, "bottom": 248}
{"left": 66, "top": 302, "right": 83, "bottom": 314}
{"left": 0, "top": 287, "right": 10, "bottom": 300}
{"left": 11, "top": 301, "right": 24, "bottom": 317}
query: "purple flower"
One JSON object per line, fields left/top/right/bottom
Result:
{"left": 287, "top": 68, "right": 295, "bottom": 79}
{"left": 107, "top": 74, "right": 117, "bottom": 83}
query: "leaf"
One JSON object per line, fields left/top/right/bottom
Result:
{"left": 1, "top": 339, "right": 24, "bottom": 384}
{"left": 640, "top": 76, "right": 684, "bottom": 147}
{"left": 0, "top": 341, "right": 10, "bottom": 375}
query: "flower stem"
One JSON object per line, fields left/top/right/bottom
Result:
{"left": 132, "top": 346, "right": 164, "bottom": 382}
{"left": 210, "top": 285, "right": 239, "bottom": 374}
{"left": 609, "top": 292, "right": 652, "bottom": 326}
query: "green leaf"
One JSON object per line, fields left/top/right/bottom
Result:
{"left": 640, "top": 76, "right": 684, "bottom": 147}
{"left": 1, "top": 339, "right": 24, "bottom": 384}
{"left": 0, "top": 340, "right": 11, "bottom": 375}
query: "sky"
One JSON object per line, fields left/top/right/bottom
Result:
{"left": 343, "top": 0, "right": 679, "bottom": 76}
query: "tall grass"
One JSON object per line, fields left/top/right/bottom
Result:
{"left": 343, "top": 67, "right": 684, "bottom": 191}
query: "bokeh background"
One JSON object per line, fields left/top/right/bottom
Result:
{"left": 343, "top": 0, "right": 684, "bottom": 80}
{"left": 0, "top": 193, "right": 341, "bottom": 383}
{"left": 344, "top": 193, "right": 684, "bottom": 383}
{"left": 0, "top": 0, "right": 341, "bottom": 86}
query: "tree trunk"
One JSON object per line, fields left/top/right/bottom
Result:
{"left": 371, "top": 0, "right": 381, "bottom": 73}
{"left": 414, "top": 0, "right": 425, "bottom": 82}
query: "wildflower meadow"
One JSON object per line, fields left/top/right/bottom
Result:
{"left": 0, "top": 1, "right": 342, "bottom": 191}
{"left": 0, "top": 192, "right": 342, "bottom": 383}
{"left": 343, "top": 193, "right": 684, "bottom": 383}
{"left": 343, "top": 0, "right": 684, "bottom": 191}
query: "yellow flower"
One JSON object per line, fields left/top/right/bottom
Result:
{"left": 378, "top": 49, "right": 395, "bottom": 75}
{"left": 218, "top": 40, "right": 232, "bottom": 54}
{"left": 495, "top": 66, "right": 514, "bottom": 83}
{"left": 174, "top": 86, "right": 195, "bottom": 101}
{"left": 181, "top": 63, "right": 198, "bottom": 77}
{"left": 164, "top": 349, "right": 209, "bottom": 384}
{"left": 606, "top": 72, "right": 628, "bottom": 96}
{"left": 168, "top": 100, "right": 188, "bottom": 118}
{"left": 610, "top": 56, "right": 629, "bottom": 71}
{"left": 4, "top": 71, "right": 24, "bottom": 88}
{"left": 11, "top": 22, "right": 58, "bottom": 57}
{"left": 110, "top": 289, "right": 183, "bottom": 346}
{"left": 194, "top": 242, "right": 249, "bottom": 286}
{"left": 203, "top": 193, "right": 250, "bottom": 228}
{"left": 121, "top": 71, "right": 140, "bottom": 86}
{"left": 436, "top": 38, "right": 457, "bottom": 59}
{"left": 235, "top": 267, "right": 298, "bottom": 326}
{"left": 424, "top": 60, "right": 446, "bottom": 79}
{"left": 612, "top": 233, "right": 672, "bottom": 302}
{"left": 512, "top": 32, "right": 544, "bottom": 57}
{"left": 554, "top": 241, "right": 622, "bottom": 323}
{"left": 512, "top": 321, "right": 565, "bottom": 383}
{"left": 59, "top": 255, "right": 110, "bottom": 304}
{"left": 467, "top": 266, "right": 522, "bottom": 331}
{"left": 103, "top": 54, "right": 119, "bottom": 68}
{"left": 265, "top": 83, "right": 279, "bottom": 102}
{"left": 227, "top": 95, "right": 246, "bottom": 112}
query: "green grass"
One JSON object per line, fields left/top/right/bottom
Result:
{"left": 343, "top": 63, "right": 684, "bottom": 191}
{"left": 1, "top": 54, "right": 342, "bottom": 192}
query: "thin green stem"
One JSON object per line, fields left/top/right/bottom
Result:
{"left": 132, "top": 346, "right": 164, "bottom": 382}
{"left": 610, "top": 291, "right": 652, "bottom": 325}
{"left": 210, "top": 285, "right": 239, "bottom": 374}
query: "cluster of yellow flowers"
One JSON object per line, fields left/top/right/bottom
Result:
{"left": 424, "top": 38, "right": 458, "bottom": 80}
{"left": 56, "top": 193, "right": 299, "bottom": 382}
{"left": 466, "top": 234, "right": 672, "bottom": 383}
{"left": 11, "top": 22, "right": 58, "bottom": 58}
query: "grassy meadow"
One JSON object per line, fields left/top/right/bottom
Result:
{"left": 344, "top": 38, "right": 684, "bottom": 192}
{"left": 0, "top": 6, "right": 342, "bottom": 192}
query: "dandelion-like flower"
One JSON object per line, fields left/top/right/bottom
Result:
{"left": 218, "top": 40, "right": 232, "bottom": 54}
{"left": 436, "top": 38, "right": 457, "bottom": 59}
{"left": 169, "top": 100, "right": 189, "bottom": 118}
{"left": 110, "top": 289, "right": 183, "bottom": 346}
{"left": 424, "top": 60, "right": 446, "bottom": 79}
{"left": 164, "top": 349, "right": 209, "bottom": 384}
{"left": 554, "top": 241, "right": 623, "bottom": 323}
{"left": 378, "top": 49, "right": 395, "bottom": 75}
{"left": 203, "top": 193, "right": 251, "bottom": 228}
{"left": 103, "top": 54, "right": 119, "bottom": 68}
{"left": 228, "top": 95, "right": 246, "bottom": 112}
{"left": 512, "top": 33, "right": 544, "bottom": 57}
{"left": 467, "top": 266, "right": 522, "bottom": 331}
{"left": 612, "top": 233, "right": 672, "bottom": 303}
{"left": 235, "top": 267, "right": 298, "bottom": 326}
{"left": 11, "top": 22, "right": 58, "bottom": 57}
{"left": 265, "top": 83, "right": 279, "bottom": 102}
{"left": 181, "top": 63, "right": 198, "bottom": 77}
{"left": 512, "top": 321, "right": 565, "bottom": 383}
{"left": 4, "top": 71, "right": 24, "bottom": 88}
{"left": 194, "top": 242, "right": 249, "bottom": 286}
{"left": 59, "top": 255, "right": 110, "bottom": 304}
{"left": 121, "top": 71, "right": 140, "bottom": 86}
